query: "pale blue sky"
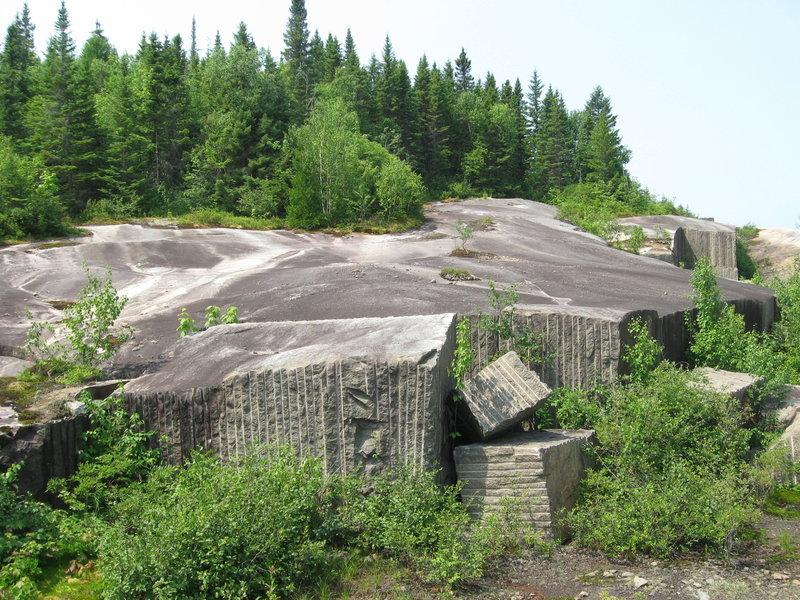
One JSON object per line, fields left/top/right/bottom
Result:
{"left": 3, "top": 0, "right": 798, "bottom": 228}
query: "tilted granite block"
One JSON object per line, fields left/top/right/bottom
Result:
{"left": 454, "top": 429, "right": 595, "bottom": 539}
{"left": 122, "top": 314, "right": 456, "bottom": 479}
{"left": 459, "top": 351, "right": 552, "bottom": 440}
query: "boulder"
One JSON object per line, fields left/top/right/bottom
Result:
{"left": 459, "top": 351, "right": 551, "bottom": 440}
{"left": 454, "top": 429, "right": 595, "bottom": 539}
{"left": 123, "top": 314, "right": 456, "bottom": 478}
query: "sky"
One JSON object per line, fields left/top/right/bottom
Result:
{"left": 2, "top": 0, "right": 798, "bottom": 229}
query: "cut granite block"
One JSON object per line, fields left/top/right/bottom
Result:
{"left": 122, "top": 314, "right": 456, "bottom": 478}
{"left": 693, "top": 367, "right": 763, "bottom": 401}
{"left": 454, "top": 429, "right": 595, "bottom": 539}
{"left": 459, "top": 351, "right": 552, "bottom": 440}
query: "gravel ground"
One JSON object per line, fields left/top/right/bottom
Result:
{"left": 455, "top": 513, "right": 800, "bottom": 600}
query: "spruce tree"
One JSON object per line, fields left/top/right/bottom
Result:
{"left": 307, "top": 30, "right": 326, "bottom": 90}
{"left": 189, "top": 17, "right": 199, "bottom": 70}
{"left": 25, "top": 1, "right": 106, "bottom": 214}
{"left": 323, "top": 34, "right": 341, "bottom": 82}
{"left": 454, "top": 48, "right": 473, "bottom": 93}
{"left": 575, "top": 86, "right": 629, "bottom": 184}
{"left": 0, "top": 3, "right": 38, "bottom": 143}
{"left": 531, "top": 86, "right": 572, "bottom": 197}
{"left": 282, "top": 0, "right": 310, "bottom": 117}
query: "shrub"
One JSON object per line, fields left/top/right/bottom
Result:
{"left": 25, "top": 266, "right": 132, "bottom": 382}
{"left": 99, "top": 450, "right": 342, "bottom": 600}
{"left": 346, "top": 465, "right": 486, "bottom": 585}
{"left": 622, "top": 316, "right": 663, "bottom": 383}
{"left": 48, "top": 393, "right": 160, "bottom": 513}
{"left": 454, "top": 219, "right": 474, "bottom": 252}
{"left": 566, "top": 364, "right": 760, "bottom": 557}
{"left": 685, "top": 257, "right": 760, "bottom": 372}
{"left": 771, "top": 258, "right": 800, "bottom": 384}
{"left": 449, "top": 316, "right": 474, "bottom": 388}
{"left": 0, "top": 464, "right": 62, "bottom": 599}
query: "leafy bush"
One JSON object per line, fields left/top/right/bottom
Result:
{"left": 0, "top": 464, "right": 62, "bottom": 600}
{"left": 566, "top": 364, "right": 760, "bottom": 558}
{"left": 177, "top": 305, "right": 239, "bottom": 337}
{"left": 0, "top": 136, "right": 71, "bottom": 240}
{"left": 735, "top": 228, "right": 759, "bottom": 281}
{"left": 346, "top": 466, "right": 486, "bottom": 585}
{"left": 25, "top": 266, "right": 132, "bottom": 382}
{"left": 771, "top": 258, "right": 800, "bottom": 384}
{"left": 48, "top": 393, "right": 160, "bottom": 513}
{"left": 686, "top": 257, "right": 760, "bottom": 372}
{"left": 622, "top": 316, "right": 663, "bottom": 383}
{"left": 99, "top": 450, "right": 343, "bottom": 600}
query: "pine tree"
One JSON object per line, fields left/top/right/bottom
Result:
{"left": 343, "top": 29, "right": 359, "bottom": 71}
{"left": 185, "top": 32, "right": 290, "bottom": 212}
{"left": 375, "top": 36, "right": 412, "bottom": 156}
{"left": 323, "top": 34, "right": 341, "bottom": 82}
{"left": 233, "top": 22, "right": 256, "bottom": 51}
{"left": 531, "top": 86, "right": 572, "bottom": 197}
{"left": 454, "top": 48, "right": 473, "bottom": 93}
{"left": 25, "top": 1, "right": 106, "bottom": 214}
{"left": 0, "top": 3, "right": 38, "bottom": 143}
{"left": 282, "top": 0, "right": 310, "bottom": 117}
{"left": 575, "top": 86, "right": 629, "bottom": 184}
{"left": 525, "top": 69, "right": 544, "bottom": 134}
{"left": 307, "top": 30, "right": 326, "bottom": 90}
{"left": 189, "top": 17, "right": 199, "bottom": 70}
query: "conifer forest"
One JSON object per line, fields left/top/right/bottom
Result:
{"left": 0, "top": 0, "right": 687, "bottom": 239}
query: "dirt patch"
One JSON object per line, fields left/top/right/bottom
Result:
{"left": 451, "top": 249, "right": 499, "bottom": 259}
{"left": 453, "top": 513, "right": 800, "bottom": 600}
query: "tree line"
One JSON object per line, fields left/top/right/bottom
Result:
{"left": 0, "top": 0, "right": 681, "bottom": 238}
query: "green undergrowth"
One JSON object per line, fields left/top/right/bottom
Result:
{"left": 440, "top": 266, "right": 476, "bottom": 281}
{"left": 0, "top": 376, "right": 38, "bottom": 411}
{"left": 765, "top": 486, "right": 800, "bottom": 519}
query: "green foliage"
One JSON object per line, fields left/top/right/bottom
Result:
{"left": 286, "top": 96, "right": 426, "bottom": 229}
{"left": 622, "top": 316, "right": 663, "bottom": 383}
{"left": 346, "top": 465, "right": 485, "bottom": 585}
{"left": 0, "top": 136, "right": 70, "bottom": 240}
{"left": 477, "top": 282, "right": 554, "bottom": 374}
{"left": 625, "top": 225, "right": 645, "bottom": 254}
{"left": 454, "top": 219, "right": 474, "bottom": 251}
{"left": 770, "top": 258, "right": 800, "bottom": 384}
{"left": 174, "top": 209, "right": 284, "bottom": 230}
{"left": 765, "top": 485, "right": 800, "bottom": 519}
{"left": 0, "top": 463, "right": 63, "bottom": 600}
{"left": 177, "top": 305, "right": 239, "bottom": 337}
{"left": 684, "top": 257, "right": 783, "bottom": 389}
{"left": 439, "top": 266, "right": 475, "bottom": 281}
{"left": 547, "top": 385, "right": 607, "bottom": 430}
{"left": 99, "top": 450, "right": 345, "bottom": 599}
{"left": 735, "top": 226, "right": 759, "bottom": 280}
{"left": 479, "top": 281, "right": 518, "bottom": 342}
{"left": 449, "top": 316, "right": 474, "bottom": 387}
{"left": 24, "top": 266, "right": 131, "bottom": 381}
{"left": 552, "top": 182, "right": 627, "bottom": 240}
{"left": 48, "top": 392, "right": 159, "bottom": 513}
{"left": 566, "top": 364, "right": 761, "bottom": 558}
{"left": 176, "top": 307, "right": 197, "bottom": 337}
